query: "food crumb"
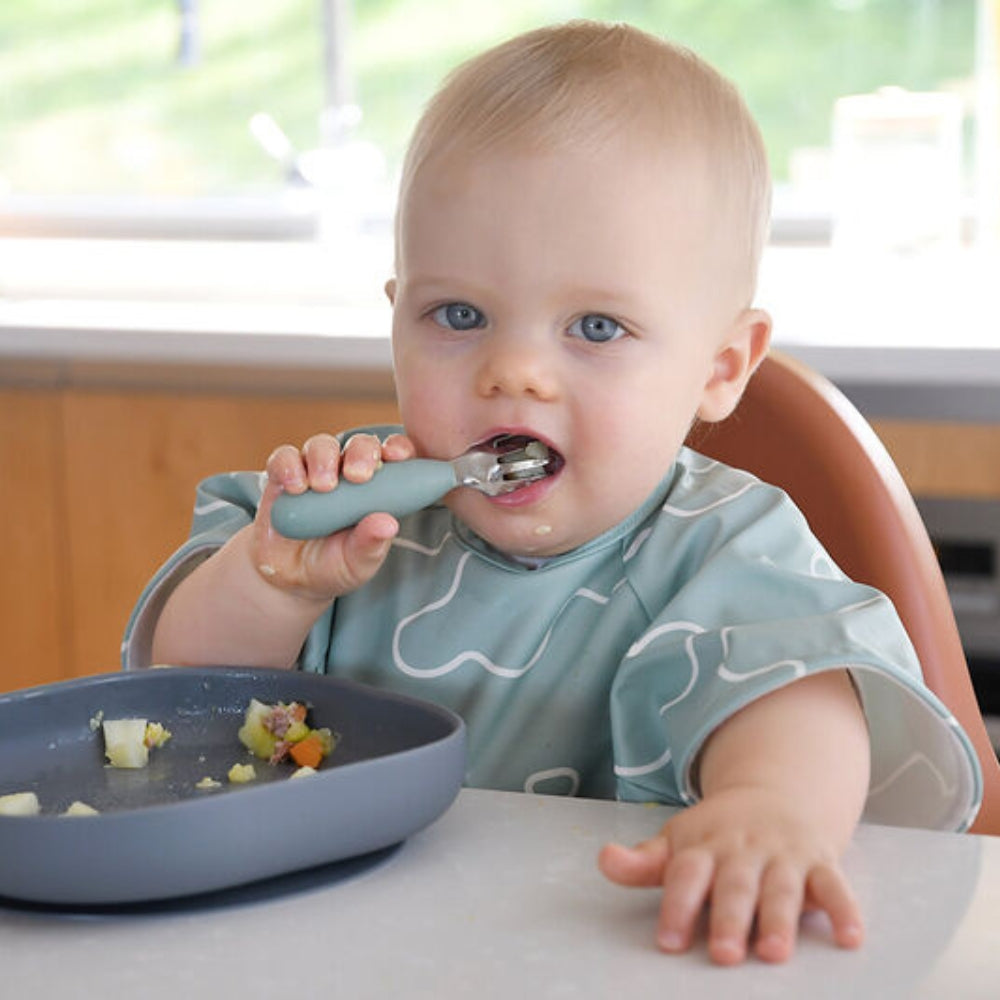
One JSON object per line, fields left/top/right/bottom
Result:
{"left": 290, "top": 765, "right": 317, "bottom": 779}
{"left": 144, "top": 721, "right": 172, "bottom": 749}
{"left": 195, "top": 776, "right": 222, "bottom": 790}
{"left": 227, "top": 762, "right": 257, "bottom": 784}
{"left": 63, "top": 800, "right": 99, "bottom": 817}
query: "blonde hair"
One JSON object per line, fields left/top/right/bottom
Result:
{"left": 397, "top": 20, "right": 771, "bottom": 300}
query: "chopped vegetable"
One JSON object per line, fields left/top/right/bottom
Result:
{"left": 291, "top": 766, "right": 317, "bottom": 779}
{"left": 237, "top": 698, "right": 337, "bottom": 768}
{"left": 289, "top": 731, "right": 327, "bottom": 769}
{"left": 102, "top": 719, "right": 150, "bottom": 768}
{"left": 102, "top": 718, "right": 172, "bottom": 769}
{"left": 195, "top": 776, "right": 221, "bottom": 790}
{"left": 0, "top": 792, "right": 40, "bottom": 816}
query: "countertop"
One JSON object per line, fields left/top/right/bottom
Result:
{"left": 1, "top": 787, "right": 998, "bottom": 999}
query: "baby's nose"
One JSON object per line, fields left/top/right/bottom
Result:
{"left": 475, "top": 335, "right": 559, "bottom": 400}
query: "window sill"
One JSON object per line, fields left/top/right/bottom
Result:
{"left": 1, "top": 238, "right": 999, "bottom": 402}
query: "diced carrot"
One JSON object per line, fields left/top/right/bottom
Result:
{"left": 289, "top": 732, "right": 325, "bottom": 769}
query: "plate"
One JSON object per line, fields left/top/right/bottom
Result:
{"left": 0, "top": 667, "right": 466, "bottom": 904}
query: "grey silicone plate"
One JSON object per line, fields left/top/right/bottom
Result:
{"left": 0, "top": 667, "right": 466, "bottom": 905}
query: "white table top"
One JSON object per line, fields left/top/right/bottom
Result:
{"left": 2, "top": 787, "right": 997, "bottom": 999}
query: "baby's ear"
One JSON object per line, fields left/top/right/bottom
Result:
{"left": 696, "top": 309, "right": 772, "bottom": 423}
{"left": 384, "top": 278, "right": 397, "bottom": 304}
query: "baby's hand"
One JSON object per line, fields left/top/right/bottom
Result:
{"left": 251, "top": 431, "right": 415, "bottom": 602}
{"left": 598, "top": 787, "right": 863, "bottom": 965}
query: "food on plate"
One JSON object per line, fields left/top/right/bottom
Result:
{"left": 196, "top": 776, "right": 222, "bottom": 790}
{"left": 144, "top": 721, "right": 172, "bottom": 749}
{"left": 290, "top": 765, "right": 318, "bottom": 779}
{"left": 237, "top": 698, "right": 336, "bottom": 767}
{"left": 288, "top": 731, "right": 328, "bottom": 769}
{"left": 227, "top": 762, "right": 257, "bottom": 784}
{"left": 102, "top": 718, "right": 173, "bottom": 769}
{"left": 0, "top": 791, "right": 41, "bottom": 816}
{"left": 62, "top": 800, "right": 99, "bottom": 816}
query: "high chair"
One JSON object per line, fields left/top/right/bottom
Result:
{"left": 687, "top": 349, "right": 1000, "bottom": 836}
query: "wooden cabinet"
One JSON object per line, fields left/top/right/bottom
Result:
{"left": 869, "top": 420, "right": 1000, "bottom": 499}
{"left": 0, "top": 389, "right": 67, "bottom": 691}
{"left": 0, "top": 382, "right": 398, "bottom": 694}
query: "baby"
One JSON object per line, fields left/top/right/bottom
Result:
{"left": 128, "top": 21, "right": 981, "bottom": 964}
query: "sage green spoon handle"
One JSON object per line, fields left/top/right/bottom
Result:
{"left": 270, "top": 459, "right": 459, "bottom": 539}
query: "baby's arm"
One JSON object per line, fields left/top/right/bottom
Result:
{"left": 598, "top": 669, "right": 869, "bottom": 965}
{"left": 151, "top": 432, "right": 414, "bottom": 669}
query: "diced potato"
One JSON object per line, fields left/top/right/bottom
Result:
{"left": 103, "top": 718, "right": 150, "bottom": 769}
{"left": 290, "top": 765, "right": 317, "bottom": 779}
{"left": 195, "top": 776, "right": 221, "bottom": 790}
{"left": 283, "top": 719, "right": 310, "bottom": 744}
{"left": 0, "top": 791, "right": 41, "bottom": 816}
{"left": 237, "top": 698, "right": 279, "bottom": 761}
{"left": 227, "top": 762, "right": 257, "bottom": 784}
{"left": 63, "top": 800, "right": 99, "bottom": 817}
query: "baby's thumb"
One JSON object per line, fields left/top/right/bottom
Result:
{"left": 597, "top": 837, "right": 671, "bottom": 887}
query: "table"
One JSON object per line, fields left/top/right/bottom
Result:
{"left": 2, "top": 788, "right": 998, "bottom": 999}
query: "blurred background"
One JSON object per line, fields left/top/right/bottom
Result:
{"left": 0, "top": 0, "right": 992, "bottom": 245}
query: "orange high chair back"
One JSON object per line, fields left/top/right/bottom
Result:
{"left": 687, "top": 349, "right": 1000, "bottom": 835}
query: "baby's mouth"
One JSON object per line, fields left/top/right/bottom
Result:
{"left": 485, "top": 433, "right": 565, "bottom": 488}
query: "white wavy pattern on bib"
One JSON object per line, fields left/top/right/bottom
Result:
{"left": 716, "top": 627, "right": 807, "bottom": 683}
{"left": 661, "top": 479, "right": 757, "bottom": 517}
{"left": 524, "top": 767, "right": 581, "bottom": 796}
{"left": 391, "top": 551, "right": 618, "bottom": 679}
{"left": 614, "top": 621, "right": 706, "bottom": 779}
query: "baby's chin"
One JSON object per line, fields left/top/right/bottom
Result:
{"left": 446, "top": 499, "right": 583, "bottom": 561}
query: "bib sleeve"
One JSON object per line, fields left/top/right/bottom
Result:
{"left": 610, "top": 457, "right": 983, "bottom": 832}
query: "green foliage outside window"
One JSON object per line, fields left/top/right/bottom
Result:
{"left": 0, "top": 0, "right": 976, "bottom": 196}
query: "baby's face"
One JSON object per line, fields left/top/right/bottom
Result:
{"left": 389, "top": 138, "right": 749, "bottom": 557}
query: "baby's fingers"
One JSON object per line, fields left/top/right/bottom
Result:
{"left": 301, "top": 433, "right": 341, "bottom": 491}
{"left": 752, "top": 860, "right": 806, "bottom": 963}
{"left": 597, "top": 838, "right": 670, "bottom": 887}
{"left": 266, "top": 442, "right": 312, "bottom": 495}
{"left": 341, "top": 432, "right": 385, "bottom": 483}
{"left": 656, "top": 848, "right": 715, "bottom": 954}
{"left": 805, "top": 864, "right": 864, "bottom": 951}
{"left": 381, "top": 433, "right": 417, "bottom": 463}
{"left": 706, "top": 856, "right": 767, "bottom": 965}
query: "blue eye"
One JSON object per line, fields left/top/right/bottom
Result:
{"left": 432, "top": 302, "right": 486, "bottom": 331}
{"left": 570, "top": 313, "right": 625, "bottom": 343}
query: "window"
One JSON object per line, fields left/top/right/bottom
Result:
{"left": 0, "top": 1, "right": 995, "bottom": 328}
